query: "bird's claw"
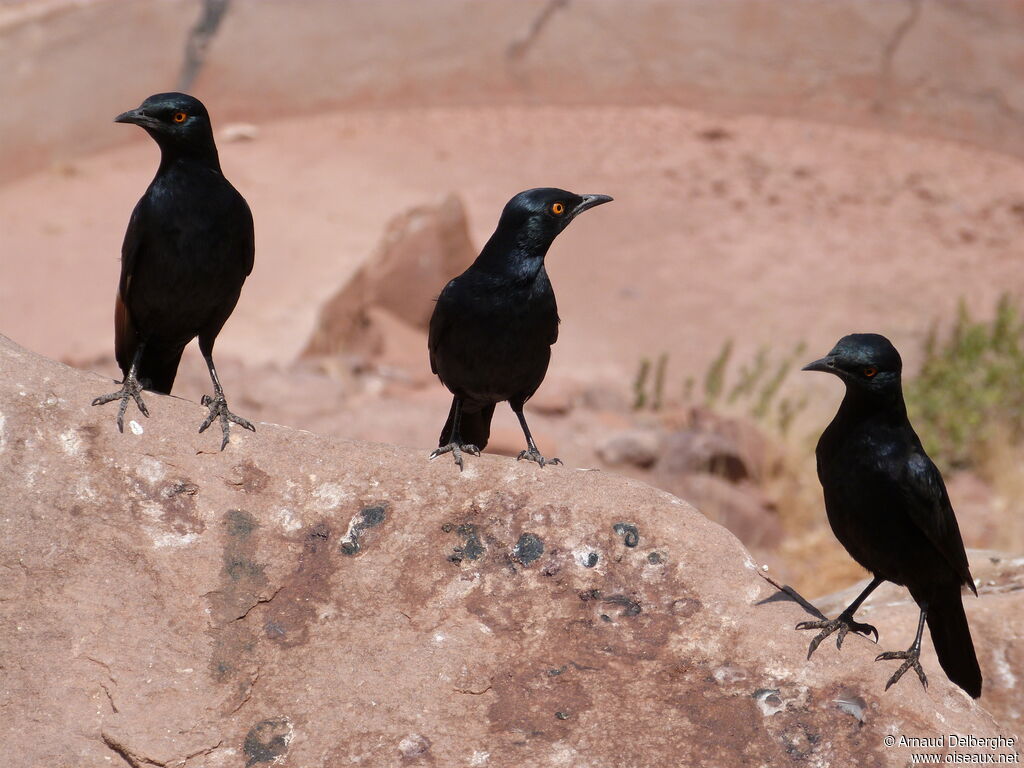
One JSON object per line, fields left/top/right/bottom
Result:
{"left": 876, "top": 648, "right": 928, "bottom": 692}
{"left": 91, "top": 375, "right": 149, "bottom": 433}
{"left": 199, "top": 393, "right": 255, "bottom": 451}
{"left": 430, "top": 442, "right": 480, "bottom": 471}
{"left": 796, "top": 612, "right": 878, "bottom": 659}
{"left": 516, "top": 449, "right": 562, "bottom": 468}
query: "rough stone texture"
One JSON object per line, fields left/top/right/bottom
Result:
{"left": 1, "top": 333, "right": 1019, "bottom": 767}
{"left": 814, "top": 551, "right": 1024, "bottom": 735}
{"left": 301, "top": 194, "right": 475, "bottom": 358}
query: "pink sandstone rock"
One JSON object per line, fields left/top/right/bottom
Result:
{"left": 301, "top": 194, "right": 476, "bottom": 359}
{"left": 0, "top": 334, "right": 1017, "bottom": 767}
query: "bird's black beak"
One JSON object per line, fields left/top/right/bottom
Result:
{"left": 571, "top": 194, "right": 614, "bottom": 217}
{"left": 802, "top": 356, "right": 836, "bottom": 374}
{"left": 114, "top": 108, "right": 160, "bottom": 129}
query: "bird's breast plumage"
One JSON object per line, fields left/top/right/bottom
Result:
{"left": 121, "top": 160, "right": 254, "bottom": 345}
{"left": 429, "top": 265, "right": 558, "bottom": 404}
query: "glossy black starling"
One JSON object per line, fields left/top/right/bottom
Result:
{"left": 428, "top": 187, "right": 612, "bottom": 469}
{"left": 798, "top": 333, "right": 982, "bottom": 698}
{"left": 92, "top": 92, "right": 255, "bottom": 450}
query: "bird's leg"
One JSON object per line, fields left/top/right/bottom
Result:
{"left": 198, "top": 351, "right": 255, "bottom": 450}
{"left": 876, "top": 604, "right": 929, "bottom": 692}
{"left": 91, "top": 342, "right": 150, "bottom": 433}
{"left": 429, "top": 399, "right": 480, "bottom": 471}
{"left": 797, "top": 576, "right": 882, "bottom": 659}
{"left": 512, "top": 406, "right": 561, "bottom": 468}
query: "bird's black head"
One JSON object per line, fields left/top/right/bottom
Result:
{"left": 477, "top": 188, "right": 612, "bottom": 277}
{"left": 803, "top": 333, "right": 903, "bottom": 394}
{"left": 497, "top": 188, "right": 613, "bottom": 238}
{"left": 115, "top": 92, "right": 219, "bottom": 167}
{"left": 496, "top": 187, "right": 612, "bottom": 251}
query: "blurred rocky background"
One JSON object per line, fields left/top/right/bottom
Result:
{"left": 2, "top": 0, "right": 1024, "bottom": 741}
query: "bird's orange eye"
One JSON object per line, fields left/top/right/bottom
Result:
{"left": 863, "top": 366, "right": 878, "bottom": 378}
{"left": 551, "top": 202, "right": 565, "bottom": 215}
{"left": 173, "top": 112, "right": 187, "bottom": 124}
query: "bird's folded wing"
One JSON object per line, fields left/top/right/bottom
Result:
{"left": 238, "top": 198, "right": 255, "bottom": 277}
{"left": 118, "top": 199, "right": 146, "bottom": 302}
{"left": 898, "top": 452, "right": 976, "bottom": 592}
{"left": 113, "top": 201, "right": 147, "bottom": 373}
{"left": 427, "top": 281, "right": 458, "bottom": 376}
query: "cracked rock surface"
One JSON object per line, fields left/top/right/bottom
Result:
{"left": 0, "top": 334, "right": 1018, "bottom": 767}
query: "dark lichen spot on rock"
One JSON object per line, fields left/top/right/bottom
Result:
{"left": 449, "top": 523, "right": 485, "bottom": 563}
{"left": 360, "top": 504, "right": 387, "bottom": 527}
{"left": 613, "top": 522, "right": 640, "bottom": 547}
{"left": 555, "top": 711, "right": 570, "bottom": 720}
{"left": 340, "top": 502, "right": 389, "bottom": 556}
{"left": 584, "top": 552, "right": 599, "bottom": 568}
{"left": 603, "top": 594, "right": 642, "bottom": 616}
{"left": 578, "top": 589, "right": 601, "bottom": 602}
{"left": 548, "top": 666, "right": 567, "bottom": 676}
{"left": 209, "top": 509, "right": 266, "bottom": 696}
{"left": 781, "top": 724, "right": 820, "bottom": 759}
{"left": 226, "top": 509, "right": 258, "bottom": 539}
{"left": 226, "top": 557, "right": 266, "bottom": 583}
{"left": 340, "top": 540, "right": 360, "bottom": 556}
{"left": 167, "top": 481, "right": 199, "bottom": 497}
{"left": 307, "top": 523, "right": 330, "bottom": 541}
{"left": 647, "top": 551, "right": 664, "bottom": 564}
{"left": 512, "top": 532, "right": 544, "bottom": 565}
{"left": 243, "top": 718, "right": 291, "bottom": 767}
{"left": 305, "top": 523, "right": 332, "bottom": 555}
{"left": 77, "top": 423, "right": 101, "bottom": 459}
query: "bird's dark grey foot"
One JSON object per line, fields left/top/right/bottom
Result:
{"left": 429, "top": 442, "right": 481, "bottom": 471}
{"left": 91, "top": 375, "right": 150, "bottom": 433}
{"left": 516, "top": 449, "right": 562, "bottom": 468}
{"left": 199, "top": 394, "right": 255, "bottom": 451}
{"left": 796, "top": 611, "right": 879, "bottom": 659}
{"left": 876, "top": 647, "right": 928, "bottom": 692}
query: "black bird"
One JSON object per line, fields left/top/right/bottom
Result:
{"left": 92, "top": 92, "right": 255, "bottom": 450}
{"left": 428, "top": 188, "right": 612, "bottom": 469}
{"left": 798, "top": 333, "right": 981, "bottom": 698}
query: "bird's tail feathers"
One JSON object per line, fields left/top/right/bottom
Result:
{"left": 137, "top": 344, "right": 186, "bottom": 395}
{"left": 439, "top": 400, "right": 495, "bottom": 450}
{"left": 927, "top": 590, "right": 982, "bottom": 698}
{"left": 114, "top": 296, "right": 185, "bottom": 395}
